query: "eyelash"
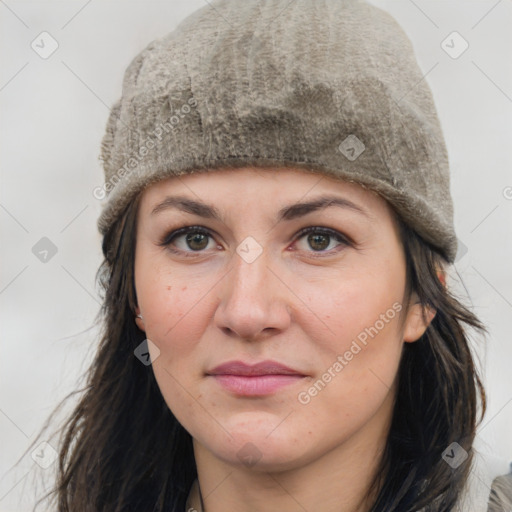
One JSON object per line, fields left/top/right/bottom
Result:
{"left": 159, "top": 225, "right": 352, "bottom": 258}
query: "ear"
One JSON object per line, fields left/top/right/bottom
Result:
{"left": 134, "top": 305, "right": 145, "bottom": 332}
{"left": 437, "top": 267, "right": 447, "bottom": 288}
{"left": 403, "top": 296, "right": 436, "bottom": 343}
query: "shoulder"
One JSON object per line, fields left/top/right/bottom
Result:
{"left": 487, "top": 473, "right": 512, "bottom": 512}
{"left": 454, "top": 447, "right": 511, "bottom": 512}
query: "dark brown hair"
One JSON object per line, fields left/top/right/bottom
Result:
{"left": 36, "top": 192, "right": 486, "bottom": 512}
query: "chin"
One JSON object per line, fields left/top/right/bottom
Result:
{"left": 198, "top": 416, "right": 314, "bottom": 472}
{"left": 219, "top": 442, "right": 309, "bottom": 473}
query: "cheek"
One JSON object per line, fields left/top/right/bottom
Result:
{"left": 136, "top": 264, "right": 216, "bottom": 432}
{"left": 292, "top": 266, "right": 405, "bottom": 359}
{"left": 299, "top": 300, "right": 404, "bottom": 408}
{"left": 140, "top": 277, "right": 212, "bottom": 354}
{"left": 291, "top": 267, "right": 405, "bottom": 414}
{"left": 134, "top": 249, "right": 219, "bottom": 379}
{"left": 293, "top": 295, "right": 404, "bottom": 453}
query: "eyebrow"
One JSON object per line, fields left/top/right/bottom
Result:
{"left": 150, "top": 194, "right": 369, "bottom": 221}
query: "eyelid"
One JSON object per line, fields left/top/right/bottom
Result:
{"left": 158, "top": 226, "right": 221, "bottom": 259}
{"left": 294, "top": 226, "right": 353, "bottom": 246}
{"left": 158, "top": 224, "right": 352, "bottom": 256}
{"left": 158, "top": 225, "right": 214, "bottom": 247}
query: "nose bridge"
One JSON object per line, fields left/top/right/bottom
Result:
{"left": 214, "top": 245, "right": 290, "bottom": 338}
{"left": 228, "top": 247, "right": 274, "bottom": 308}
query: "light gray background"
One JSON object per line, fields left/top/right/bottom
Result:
{"left": 1, "top": 1, "right": 511, "bottom": 510}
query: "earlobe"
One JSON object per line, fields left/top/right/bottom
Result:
{"left": 403, "top": 300, "right": 436, "bottom": 343}
{"left": 134, "top": 306, "right": 145, "bottom": 332}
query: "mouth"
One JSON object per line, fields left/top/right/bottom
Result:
{"left": 206, "top": 360, "right": 307, "bottom": 396}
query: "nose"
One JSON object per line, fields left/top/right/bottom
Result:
{"left": 213, "top": 248, "right": 292, "bottom": 341}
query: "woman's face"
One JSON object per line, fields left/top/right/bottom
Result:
{"left": 134, "top": 167, "right": 430, "bottom": 472}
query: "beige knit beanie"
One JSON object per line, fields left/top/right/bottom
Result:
{"left": 97, "top": 0, "right": 457, "bottom": 262}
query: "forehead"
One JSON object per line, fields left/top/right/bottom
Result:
{"left": 139, "top": 166, "right": 389, "bottom": 216}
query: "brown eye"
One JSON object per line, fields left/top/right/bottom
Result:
{"left": 160, "top": 226, "right": 216, "bottom": 255}
{"left": 295, "top": 227, "right": 351, "bottom": 254}
{"left": 185, "top": 232, "right": 209, "bottom": 251}
{"left": 307, "top": 233, "right": 331, "bottom": 251}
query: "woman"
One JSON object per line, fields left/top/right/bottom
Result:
{"left": 42, "top": 0, "right": 508, "bottom": 510}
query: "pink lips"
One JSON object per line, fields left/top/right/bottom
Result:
{"left": 207, "top": 360, "right": 306, "bottom": 396}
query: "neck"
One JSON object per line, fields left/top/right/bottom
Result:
{"left": 190, "top": 394, "right": 392, "bottom": 512}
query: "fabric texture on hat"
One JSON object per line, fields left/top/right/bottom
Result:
{"left": 97, "top": 0, "right": 457, "bottom": 262}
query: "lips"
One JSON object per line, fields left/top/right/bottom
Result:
{"left": 208, "top": 360, "right": 304, "bottom": 376}
{"left": 206, "top": 360, "right": 306, "bottom": 396}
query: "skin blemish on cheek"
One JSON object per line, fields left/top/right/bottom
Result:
{"left": 181, "top": 286, "right": 187, "bottom": 291}
{"left": 167, "top": 286, "right": 172, "bottom": 291}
